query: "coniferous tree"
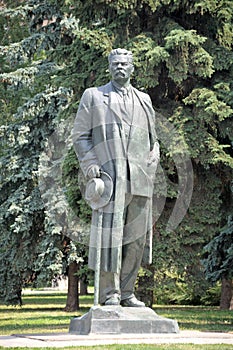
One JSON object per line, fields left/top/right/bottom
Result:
{"left": 0, "top": 0, "right": 232, "bottom": 307}
{"left": 203, "top": 216, "right": 233, "bottom": 309}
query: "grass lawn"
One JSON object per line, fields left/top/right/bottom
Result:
{"left": 0, "top": 290, "right": 232, "bottom": 350}
{"left": 0, "top": 345, "right": 232, "bottom": 350}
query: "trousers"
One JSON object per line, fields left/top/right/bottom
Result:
{"left": 99, "top": 194, "right": 150, "bottom": 303}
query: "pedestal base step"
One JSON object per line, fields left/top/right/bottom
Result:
{"left": 69, "top": 306, "right": 179, "bottom": 335}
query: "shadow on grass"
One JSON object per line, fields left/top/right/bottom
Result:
{"left": 154, "top": 306, "right": 233, "bottom": 333}
{"left": 0, "top": 314, "right": 75, "bottom": 334}
{"left": 0, "top": 307, "right": 70, "bottom": 313}
{"left": 0, "top": 305, "right": 90, "bottom": 315}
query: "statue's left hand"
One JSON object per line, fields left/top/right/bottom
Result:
{"left": 147, "top": 150, "right": 159, "bottom": 165}
{"left": 87, "top": 164, "right": 101, "bottom": 178}
{"left": 148, "top": 142, "right": 160, "bottom": 166}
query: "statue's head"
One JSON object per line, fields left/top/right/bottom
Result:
{"left": 108, "top": 48, "right": 134, "bottom": 84}
{"left": 108, "top": 48, "right": 133, "bottom": 64}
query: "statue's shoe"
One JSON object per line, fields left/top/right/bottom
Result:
{"left": 104, "top": 295, "right": 120, "bottom": 306}
{"left": 121, "top": 296, "right": 145, "bottom": 307}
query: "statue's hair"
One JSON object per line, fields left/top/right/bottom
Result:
{"left": 108, "top": 48, "right": 133, "bottom": 63}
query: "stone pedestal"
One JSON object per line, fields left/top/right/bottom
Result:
{"left": 69, "top": 306, "right": 179, "bottom": 335}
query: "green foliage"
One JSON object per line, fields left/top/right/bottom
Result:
{"left": 183, "top": 88, "right": 232, "bottom": 122}
{"left": 203, "top": 216, "right": 233, "bottom": 282}
{"left": 128, "top": 33, "right": 169, "bottom": 88}
{"left": 168, "top": 86, "right": 233, "bottom": 168}
{"left": 0, "top": 62, "right": 59, "bottom": 89}
{"left": 35, "top": 115, "right": 91, "bottom": 285}
{"left": 165, "top": 29, "right": 214, "bottom": 82}
{"left": 62, "top": 147, "right": 92, "bottom": 223}
{"left": 0, "top": 86, "right": 71, "bottom": 304}
{"left": 200, "top": 282, "right": 221, "bottom": 306}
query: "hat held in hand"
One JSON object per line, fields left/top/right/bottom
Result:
{"left": 85, "top": 171, "right": 113, "bottom": 210}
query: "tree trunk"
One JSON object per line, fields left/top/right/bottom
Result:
{"left": 230, "top": 294, "right": 233, "bottom": 310}
{"left": 80, "top": 278, "right": 88, "bottom": 295}
{"left": 63, "top": 261, "right": 79, "bottom": 312}
{"left": 220, "top": 278, "right": 232, "bottom": 310}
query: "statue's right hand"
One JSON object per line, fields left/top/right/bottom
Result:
{"left": 87, "top": 165, "right": 101, "bottom": 178}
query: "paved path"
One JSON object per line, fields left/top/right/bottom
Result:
{"left": 0, "top": 331, "right": 233, "bottom": 347}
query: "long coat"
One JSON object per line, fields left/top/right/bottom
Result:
{"left": 73, "top": 81, "right": 159, "bottom": 273}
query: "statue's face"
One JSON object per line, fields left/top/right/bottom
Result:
{"left": 109, "top": 55, "right": 134, "bottom": 83}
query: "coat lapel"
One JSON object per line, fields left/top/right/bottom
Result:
{"left": 132, "top": 87, "right": 157, "bottom": 150}
{"left": 102, "top": 82, "right": 127, "bottom": 154}
{"left": 103, "top": 82, "right": 123, "bottom": 122}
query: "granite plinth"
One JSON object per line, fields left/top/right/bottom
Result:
{"left": 69, "top": 305, "right": 179, "bottom": 335}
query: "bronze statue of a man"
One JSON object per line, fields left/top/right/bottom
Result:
{"left": 73, "top": 48, "right": 160, "bottom": 307}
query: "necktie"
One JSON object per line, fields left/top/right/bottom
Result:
{"left": 122, "top": 88, "right": 131, "bottom": 117}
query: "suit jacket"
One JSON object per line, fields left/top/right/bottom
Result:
{"left": 73, "top": 81, "right": 159, "bottom": 272}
